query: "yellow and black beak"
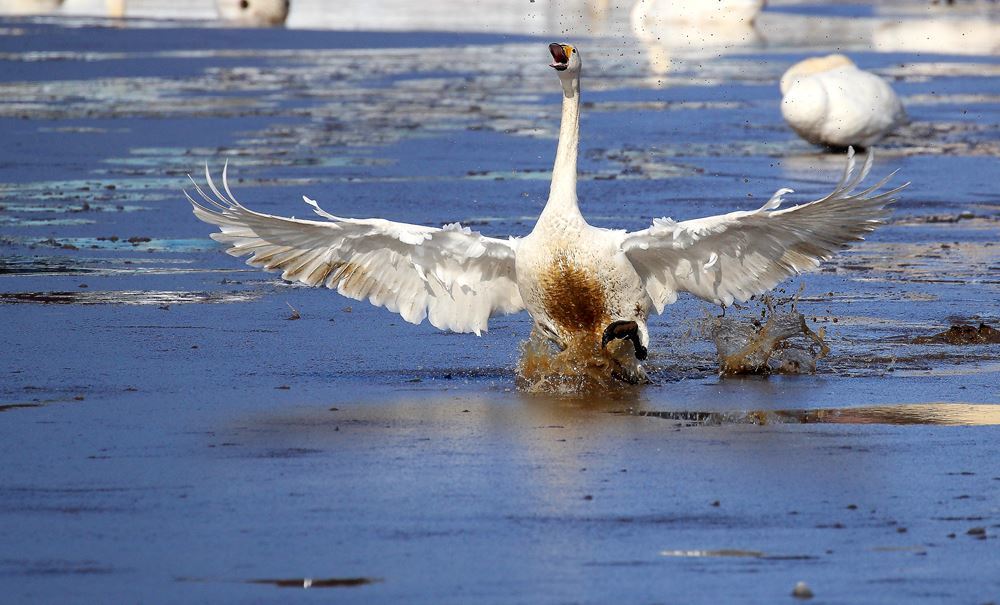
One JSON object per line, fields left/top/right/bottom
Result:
{"left": 549, "top": 43, "right": 572, "bottom": 71}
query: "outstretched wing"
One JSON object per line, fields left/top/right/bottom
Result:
{"left": 186, "top": 165, "right": 523, "bottom": 334}
{"left": 622, "top": 148, "right": 906, "bottom": 311}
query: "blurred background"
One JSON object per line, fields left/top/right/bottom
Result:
{"left": 1, "top": 0, "right": 998, "bottom": 48}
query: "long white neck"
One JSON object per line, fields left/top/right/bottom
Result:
{"left": 540, "top": 74, "right": 582, "bottom": 224}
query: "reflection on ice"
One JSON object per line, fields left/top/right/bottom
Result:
{"left": 627, "top": 403, "right": 1000, "bottom": 426}
{"left": 781, "top": 403, "right": 1000, "bottom": 426}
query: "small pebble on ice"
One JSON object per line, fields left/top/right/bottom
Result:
{"left": 792, "top": 581, "right": 814, "bottom": 599}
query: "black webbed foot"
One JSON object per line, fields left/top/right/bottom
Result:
{"left": 602, "top": 320, "right": 648, "bottom": 360}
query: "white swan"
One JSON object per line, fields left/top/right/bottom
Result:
{"left": 874, "top": 17, "right": 1000, "bottom": 56}
{"left": 630, "top": 0, "right": 765, "bottom": 27}
{"left": 216, "top": 0, "right": 289, "bottom": 26}
{"left": 105, "top": 0, "right": 124, "bottom": 18}
{"left": 630, "top": 0, "right": 763, "bottom": 77}
{"left": 187, "top": 43, "right": 904, "bottom": 382}
{"left": 0, "top": 0, "right": 63, "bottom": 14}
{"left": 781, "top": 54, "right": 906, "bottom": 148}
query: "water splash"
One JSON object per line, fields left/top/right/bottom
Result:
{"left": 703, "top": 292, "right": 829, "bottom": 376}
{"left": 515, "top": 330, "right": 643, "bottom": 394}
{"left": 515, "top": 292, "right": 830, "bottom": 390}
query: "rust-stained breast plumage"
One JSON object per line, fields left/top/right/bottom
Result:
{"left": 538, "top": 252, "right": 610, "bottom": 334}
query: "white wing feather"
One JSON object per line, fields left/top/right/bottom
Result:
{"left": 186, "top": 164, "right": 523, "bottom": 334}
{"left": 623, "top": 148, "right": 906, "bottom": 311}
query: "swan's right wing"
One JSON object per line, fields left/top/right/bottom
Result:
{"left": 622, "top": 149, "right": 905, "bottom": 311}
{"left": 186, "top": 165, "right": 523, "bottom": 335}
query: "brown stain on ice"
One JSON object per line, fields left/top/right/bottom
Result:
{"left": 913, "top": 323, "right": 1000, "bottom": 345}
{"left": 539, "top": 252, "right": 610, "bottom": 335}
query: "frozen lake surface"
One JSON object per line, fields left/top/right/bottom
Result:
{"left": 1, "top": 2, "right": 998, "bottom": 602}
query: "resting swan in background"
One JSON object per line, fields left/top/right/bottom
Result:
{"left": 187, "top": 43, "right": 904, "bottom": 383}
{"left": 215, "top": 0, "right": 289, "bottom": 26}
{"left": 630, "top": 0, "right": 765, "bottom": 27}
{"left": 781, "top": 54, "right": 906, "bottom": 148}
{"left": 0, "top": 0, "right": 63, "bottom": 14}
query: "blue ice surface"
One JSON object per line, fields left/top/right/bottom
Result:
{"left": 1, "top": 15, "right": 999, "bottom": 605}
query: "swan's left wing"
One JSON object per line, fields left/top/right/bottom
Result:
{"left": 186, "top": 165, "right": 523, "bottom": 335}
{"left": 622, "top": 149, "right": 905, "bottom": 311}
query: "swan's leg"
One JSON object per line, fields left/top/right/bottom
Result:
{"left": 601, "top": 320, "right": 648, "bottom": 360}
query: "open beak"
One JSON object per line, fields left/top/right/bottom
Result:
{"left": 549, "top": 43, "right": 569, "bottom": 71}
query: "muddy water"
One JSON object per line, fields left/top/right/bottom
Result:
{"left": 0, "top": 2, "right": 998, "bottom": 604}
{"left": 703, "top": 292, "right": 831, "bottom": 376}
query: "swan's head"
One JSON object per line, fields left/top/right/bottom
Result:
{"left": 549, "top": 42, "right": 581, "bottom": 76}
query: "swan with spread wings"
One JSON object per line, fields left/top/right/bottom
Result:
{"left": 187, "top": 42, "right": 904, "bottom": 382}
